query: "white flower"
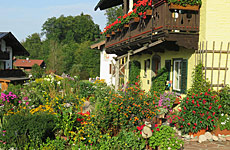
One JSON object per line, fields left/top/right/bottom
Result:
{"left": 221, "top": 113, "right": 224, "bottom": 116}
{"left": 221, "top": 122, "right": 226, "bottom": 125}
{"left": 227, "top": 117, "right": 229, "bottom": 120}
{"left": 57, "top": 81, "right": 61, "bottom": 85}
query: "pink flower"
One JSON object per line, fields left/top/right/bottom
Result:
{"left": 18, "top": 101, "right": 22, "bottom": 104}
{"left": 2, "top": 130, "right": 6, "bottom": 133}
{"left": 26, "top": 102, "right": 29, "bottom": 105}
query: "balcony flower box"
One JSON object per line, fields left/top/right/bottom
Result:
{"left": 111, "top": 31, "right": 116, "bottom": 35}
{"left": 106, "top": 34, "right": 111, "bottom": 38}
{"left": 133, "top": 17, "right": 140, "bottom": 22}
{"left": 146, "top": 9, "right": 152, "bottom": 16}
{"left": 169, "top": 3, "right": 199, "bottom": 11}
{"left": 124, "top": 24, "right": 130, "bottom": 28}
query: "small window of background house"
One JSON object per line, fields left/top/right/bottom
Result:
{"left": 144, "top": 59, "right": 150, "bottom": 77}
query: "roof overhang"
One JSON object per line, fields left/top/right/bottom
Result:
{"left": 0, "top": 32, "right": 30, "bottom": 56}
{"left": 90, "top": 40, "right": 105, "bottom": 50}
{"left": 95, "top": 0, "right": 123, "bottom": 11}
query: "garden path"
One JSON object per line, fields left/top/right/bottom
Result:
{"left": 183, "top": 141, "right": 230, "bottom": 150}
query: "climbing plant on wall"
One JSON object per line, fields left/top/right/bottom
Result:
{"left": 129, "top": 61, "right": 141, "bottom": 84}
{"left": 150, "top": 67, "right": 169, "bottom": 94}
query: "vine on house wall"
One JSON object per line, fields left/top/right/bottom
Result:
{"left": 150, "top": 67, "right": 169, "bottom": 95}
{"left": 129, "top": 61, "right": 141, "bottom": 85}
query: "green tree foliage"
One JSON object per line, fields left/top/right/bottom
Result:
{"left": 31, "top": 64, "right": 44, "bottom": 79}
{"left": 187, "top": 63, "right": 211, "bottom": 96}
{"left": 104, "top": 6, "right": 123, "bottom": 25}
{"left": 21, "top": 13, "right": 101, "bottom": 78}
{"left": 42, "top": 13, "right": 100, "bottom": 43}
{"left": 21, "top": 33, "right": 43, "bottom": 59}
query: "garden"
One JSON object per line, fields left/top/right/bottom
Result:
{"left": 0, "top": 63, "right": 229, "bottom": 149}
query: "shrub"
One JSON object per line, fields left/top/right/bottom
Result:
{"left": 219, "top": 85, "right": 230, "bottom": 115}
{"left": 129, "top": 61, "right": 141, "bottom": 85}
{"left": 187, "top": 63, "right": 211, "bottom": 96}
{"left": 1, "top": 112, "right": 56, "bottom": 149}
{"left": 149, "top": 125, "right": 184, "bottom": 150}
{"left": 178, "top": 89, "right": 222, "bottom": 134}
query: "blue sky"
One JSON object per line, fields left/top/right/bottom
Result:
{"left": 0, "top": 0, "right": 106, "bottom": 41}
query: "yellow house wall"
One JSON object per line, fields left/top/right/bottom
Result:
{"left": 199, "top": 0, "right": 230, "bottom": 88}
{"left": 130, "top": 48, "right": 195, "bottom": 92}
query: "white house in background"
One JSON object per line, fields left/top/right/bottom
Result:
{"left": 91, "top": 40, "right": 117, "bottom": 86}
{"left": 0, "top": 32, "right": 30, "bottom": 91}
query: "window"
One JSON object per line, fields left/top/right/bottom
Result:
{"left": 173, "top": 59, "right": 187, "bottom": 93}
{"left": 0, "top": 61, "right": 5, "bottom": 70}
{"left": 173, "top": 60, "right": 182, "bottom": 91}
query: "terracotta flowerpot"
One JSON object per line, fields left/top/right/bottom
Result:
{"left": 169, "top": 3, "right": 199, "bottom": 11}
{"left": 189, "top": 129, "right": 206, "bottom": 137}
{"left": 174, "top": 98, "right": 180, "bottom": 104}
{"left": 146, "top": 9, "right": 152, "bottom": 16}
{"left": 124, "top": 24, "right": 129, "bottom": 28}
{"left": 212, "top": 127, "right": 230, "bottom": 136}
{"left": 116, "top": 28, "right": 121, "bottom": 32}
{"left": 133, "top": 17, "right": 140, "bottom": 22}
{"left": 106, "top": 34, "right": 111, "bottom": 38}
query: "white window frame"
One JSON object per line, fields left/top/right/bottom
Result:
{"left": 173, "top": 60, "right": 182, "bottom": 91}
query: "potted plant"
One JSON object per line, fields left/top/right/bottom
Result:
{"left": 178, "top": 89, "right": 222, "bottom": 136}
{"left": 168, "top": 0, "right": 202, "bottom": 11}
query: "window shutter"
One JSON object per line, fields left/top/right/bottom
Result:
{"left": 181, "top": 59, "right": 188, "bottom": 94}
{"left": 165, "top": 60, "right": 171, "bottom": 81}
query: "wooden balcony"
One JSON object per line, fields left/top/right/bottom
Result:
{"left": 105, "top": 1, "right": 200, "bottom": 55}
{"left": 0, "top": 69, "right": 26, "bottom": 77}
{"left": 0, "top": 51, "right": 10, "bottom": 60}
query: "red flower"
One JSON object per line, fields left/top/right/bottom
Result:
{"left": 192, "top": 96, "right": 194, "bottom": 98}
{"left": 208, "top": 89, "right": 211, "bottom": 92}
{"left": 213, "top": 112, "right": 215, "bottom": 116}
{"left": 200, "top": 121, "right": 202, "bottom": 123}
{"left": 213, "top": 125, "right": 216, "bottom": 128}
{"left": 206, "top": 126, "right": 208, "bottom": 130}
{"left": 194, "top": 123, "right": 197, "bottom": 126}
{"left": 186, "top": 101, "right": 188, "bottom": 104}
{"left": 192, "top": 100, "right": 195, "bottom": 104}
{"left": 181, "top": 125, "right": 183, "bottom": 128}
{"left": 209, "top": 106, "right": 212, "bottom": 110}
{"left": 187, "top": 123, "right": 191, "bottom": 126}
{"left": 187, "top": 97, "right": 189, "bottom": 100}
{"left": 205, "top": 92, "right": 208, "bottom": 96}
{"left": 195, "top": 94, "right": 198, "bottom": 97}
{"left": 154, "top": 124, "right": 158, "bottom": 128}
{"left": 192, "top": 111, "right": 196, "bottom": 114}
{"left": 182, "top": 119, "right": 184, "bottom": 121}
{"left": 193, "top": 126, "right": 196, "bottom": 129}
{"left": 178, "top": 109, "right": 181, "bottom": 112}
{"left": 140, "top": 131, "right": 142, "bottom": 134}
{"left": 218, "top": 105, "right": 222, "bottom": 109}
{"left": 139, "top": 12, "right": 143, "bottom": 16}
{"left": 211, "top": 120, "right": 214, "bottom": 122}
{"left": 156, "top": 128, "right": 160, "bottom": 131}
{"left": 197, "top": 104, "right": 200, "bottom": 107}
{"left": 184, "top": 107, "right": 187, "bottom": 110}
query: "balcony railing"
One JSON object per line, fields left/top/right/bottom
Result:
{"left": 0, "top": 51, "right": 10, "bottom": 60}
{"left": 0, "top": 69, "right": 26, "bottom": 77}
{"left": 105, "top": 1, "right": 200, "bottom": 53}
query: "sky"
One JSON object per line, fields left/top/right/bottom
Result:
{"left": 0, "top": 0, "right": 106, "bottom": 42}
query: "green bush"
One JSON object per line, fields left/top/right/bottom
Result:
{"left": 77, "top": 81, "right": 95, "bottom": 98}
{"left": 1, "top": 112, "right": 56, "bottom": 149}
{"left": 129, "top": 61, "right": 141, "bottom": 85}
{"left": 219, "top": 85, "right": 230, "bottom": 115}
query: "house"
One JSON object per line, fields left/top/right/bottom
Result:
{"left": 91, "top": 40, "right": 116, "bottom": 85}
{"left": 95, "top": 0, "right": 230, "bottom": 93}
{"left": 0, "top": 32, "right": 30, "bottom": 91}
{"left": 14, "top": 58, "right": 45, "bottom": 72}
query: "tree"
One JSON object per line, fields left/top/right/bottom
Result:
{"left": 31, "top": 64, "right": 44, "bottom": 79}
{"left": 104, "top": 6, "right": 123, "bottom": 25}
{"left": 21, "top": 33, "right": 43, "bottom": 59}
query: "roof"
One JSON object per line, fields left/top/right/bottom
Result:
{"left": 95, "top": 0, "right": 123, "bottom": 10}
{"left": 90, "top": 40, "right": 105, "bottom": 50}
{"left": 0, "top": 32, "right": 29, "bottom": 56}
{"left": 14, "top": 59, "right": 44, "bottom": 67}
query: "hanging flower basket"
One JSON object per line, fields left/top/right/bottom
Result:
{"left": 111, "top": 31, "right": 116, "bottom": 35}
{"left": 146, "top": 9, "right": 152, "bottom": 16}
{"left": 106, "top": 34, "right": 111, "bottom": 38}
{"left": 124, "top": 24, "right": 130, "bottom": 28}
{"left": 189, "top": 129, "right": 206, "bottom": 137}
{"left": 169, "top": 3, "right": 199, "bottom": 11}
